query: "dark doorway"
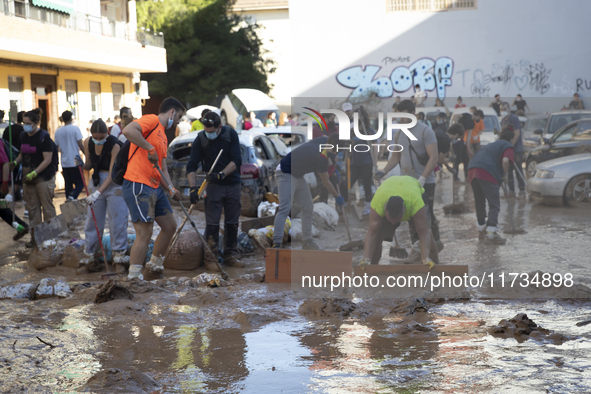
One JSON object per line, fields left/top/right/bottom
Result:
{"left": 37, "top": 99, "right": 49, "bottom": 132}
{"left": 30, "top": 74, "right": 57, "bottom": 135}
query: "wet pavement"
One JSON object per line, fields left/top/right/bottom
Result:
{"left": 1, "top": 172, "right": 590, "bottom": 393}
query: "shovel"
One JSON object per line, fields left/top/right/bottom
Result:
{"left": 443, "top": 175, "right": 466, "bottom": 214}
{"left": 337, "top": 184, "right": 364, "bottom": 251}
{"left": 389, "top": 233, "right": 408, "bottom": 259}
{"left": 154, "top": 164, "right": 229, "bottom": 280}
{"left": 501, "top": 182, "right": 526, "bottom": 235}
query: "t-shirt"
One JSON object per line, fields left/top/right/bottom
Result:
{"left": 468, "top": 147, "right": 514, "bottom": 185}
{"left": 191, "top": 119, "right": 204, "bottom": 131}
{"left": 178, "top": 122, "right": 191, "bottom": 136}
{"left": 491, "top": 102, "right": 501, "bottom": 116}
{"left": 414, "top": 90, "right": 426, "bottom": 106}
{"left": 514, "top": 100, "right": 527, "bottom": 111}
{"left": 110, "top": 123, "right": 122, "bottom": 138}
{"left": 395, "top": 123, "right": 437, "bottom": 184}
{"left": 435, "top": 130, "right": 451, "bottom": 155}
{"left": 455, "top": 103, "right": 466, "bottom": 108}
{"left": 568, "top": 100, "right": 585, "bottom": 110}
{"left": 465, "top": 118, "right": 484, "bottom": 144}
{"left": 124, "top": 114, "right": 167, "bottom": 188}
{"left": 280, "top": 136, "right": 328, "bottom": 178}
{"left": 20, "top": 129, "right": 55, "bottom": 181}
{"left": 54, "top": 124, "right": 83, "bottom": 168}
{"left": 251, "top": 118, "right": 264, "bottom": 128}
{"left": 501, "top": 113, "right": 523, "bottom": 153}
{"left": 370, "top": 176, "right": 425, "bottom": 221}
{"left": 2, "top": 123, "right": 23, "bottom": 150}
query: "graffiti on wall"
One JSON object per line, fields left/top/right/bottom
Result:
{"left": 469, "top": 61, "right": 553, "bottom": 97}
{"left": 576, "top": 78, "right": 591, "bottom": 92}
{"left": 336, "top": 57, "right": 454, "bottom": 99}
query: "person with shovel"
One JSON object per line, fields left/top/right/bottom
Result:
{"left": 377, "top": 99, "right": 442, "bottom": 261}
{"left": 360, "top": 175, "right": 438, "bottom": 268}
{"left": 121, "top": 97, "right": 184, "bottom": 280}
{"left": 467, "top": 126, "right": 515, "bottom": 244}
{"left": 76, "top": 119, "right": 130, "bottom": 274}
{"left": 186, "top": 111, "right": 243, "bottom": 270}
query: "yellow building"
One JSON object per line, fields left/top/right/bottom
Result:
{"left": 0, "top": 0, "right": 166, "bottom": 135}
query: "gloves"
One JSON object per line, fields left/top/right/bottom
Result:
{"left": 418, "top": 175, "right": 426, "bottom": 186}
{"left": 5, "top": 194, "right": 13, "bottom": 202}
{"left": 375, "top": 170, "right": 386, "bottom": 180}
{"left": 335, "top": 195, "right": 344, "bottom": 206}
{"left": 422, "top": 258, "right": 435, "bottom": 270}
{"left": 9, "top": 161, "right": 17, "bottom": 171}
{"left": 24, "top": 170, "right": 37, "bottom": 183}
{"left": 85, "top": 190, "right": 101, "bottom": 205}
{"left": 207, "top": 172, "right": 225, "bottom": 182}
{"left": 1, "top": 182, "right": 8, "bottom": 195}
{"left": 359, "top": 257, "right": 371, "bottom": 270}
{"left": 190, "top": 186, "right": 200, "bottom": 204}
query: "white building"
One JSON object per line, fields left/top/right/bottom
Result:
{"left": 290, "top": 0, "right": 590, "bottom": 112}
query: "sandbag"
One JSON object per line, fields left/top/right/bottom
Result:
{"left": 29, "top": 241, "right": 63, "bottom": 270}
{"left": 63, "top": 240, "right": 86, "bottom": 268}
{"left": 164, "top": 232, "right": 203, "bottom": 270}
{"left": 0, "top": 283, "right": 37, "bottom": 300}
{"left": 36, "top": 278, "right": 71, "bottom": 299}
{"left": 248, "top": 229, "right": 272, "bottom": 251}
{"left": 257, "top": 201, "right": 278, "bottom": 218}
{"left": 313, "top": 202, "right": 339, "bottom": 230}
{"left": 289, "top": 218, "right": 320, "bottom": 242}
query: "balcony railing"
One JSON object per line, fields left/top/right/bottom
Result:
{"left": 0, "top": 0, "right": 165, "bottom": 48}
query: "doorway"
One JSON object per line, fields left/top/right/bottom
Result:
{"left": 30, "top": 74, "right": 57, "bottom": 135}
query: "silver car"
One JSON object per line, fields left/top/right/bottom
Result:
{"left": 527, "top": 153, "right": 591, "bottom": 207}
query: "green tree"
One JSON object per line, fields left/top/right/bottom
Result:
{"left": 137, "top": 0, "right": 275, "bottom": 106}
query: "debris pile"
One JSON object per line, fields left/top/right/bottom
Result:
{"left": 298, "top": 298, "right": 357, "bottom": 317}
{"left": 489, "top": 313, "right": 574, "bottom": 344}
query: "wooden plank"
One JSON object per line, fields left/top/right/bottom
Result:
{"left": 241, "top": 215, "right": 276, "bottom": 234}
{"left": 33, "top": 215, "right": 68, "bottom": 247}
{"left": 265, "top": 249, "right": 353, "bottom": 284}
{"left": 353, "top": 264, "right": 468, "bottom": 277}
{"left": 265, "top": 248, "right": 291, "bottom": 283}
{"left": 60, "top": 200, "right": 87, "bottom": 225}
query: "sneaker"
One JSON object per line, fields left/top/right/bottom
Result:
{"left": 223, "top": 254, "right": 245, "bottom": 268}
{"left": 485, "top": 227, "right": 506, "bottom": 245}
{"left": 302, "top": 240, "right": 320, "bottom": 250}
{"left": 146, "top": 254, "right": 164, "bottom": 273}
{"left": 23, "top": 210, "right": 28, "bottom": 218}
{"left": 13, "top": 226, "right": 29, "bottom": 241}
{"left": 362, "top": 202, "right": 371, "bottom": 216}
{"left": 67, "top": 196, "right": 75, "bottom": 202}
{"left": 477, "top": 223, "right": 487, "bottom": 240}
{"left": 113, "top": 251, "right": 130, "bottom": 274}
{"left": 436, "top": 240, "right": 444, "bottom": 252}
{"left": 127, "top": 265, "right": 144, "bottom": 280}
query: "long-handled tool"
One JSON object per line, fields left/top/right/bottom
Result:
{"left": 163, "top": 150, "right": 224, "bottom": 264}
{"left": 336, "top": 184, "right": 364, "bottom": 251}
{"left": 443, "top": 173, "right": 466, "bottom": 214}
{"left": 78, "top": 166, "right": 116, "bottom": 276}
{"left": 8, "top": 110, "right": 15, "bottom": 224}
{"left": 389, "top": 233, "right": 409, "bottom": 259}
{"left": 501, "top": 182, "right": 526, "bottom": 235}
{"left": 154, "top": 164, "right": 229, "bottom": 280}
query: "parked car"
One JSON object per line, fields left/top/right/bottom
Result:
{"left": 220, "top": 89, "right": 279, "bottom": 128}
{"left": 166, "top": 129, "right": 282, "bottom": 217}
{"left": 527, "top": 153, "right": 591, "bottom": 207}
{"left": 522, "top": 114, "right": 548, "bottom": 152}
{"left": 449, "top": 107, "right": 501, "bottom": 146}
{"left": 537, "top": 110, "right": 591, "bottom": 141}
{"left": 525, "top": 119, "right": 591, "bottom": 178}
{"left": 261, "top": 125, "right": 308, "bottom": 154}
{"left": 185, "top": 105, "right": 220, "bottom": 121}
{"left": 417, "top": 107, "right": 451, "bottom": 126}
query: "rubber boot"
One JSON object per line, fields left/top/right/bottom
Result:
{"left": 203, "top": 236, "right": 222, "bottom": 272}
{"left": 223, "top": 224, "right": 244, "bottom": 267}
{"left": 81, "top": 251, "right": 101, "bottom": 272}
{"left": 477, "top": 222, "right": 487, "bottom": 240}
{"left": 485, "top": 226, "right": 506, "bottom": 245}
{"left": 146, "top": 254, "right": 165, "bottom": 273}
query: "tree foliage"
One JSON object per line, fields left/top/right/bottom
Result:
{"left": 137, "top": 0, "right": 275, "bottom": 106}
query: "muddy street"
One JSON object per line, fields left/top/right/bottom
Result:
{"left": 1, "top": 179, "right": 590, "bottom": 393}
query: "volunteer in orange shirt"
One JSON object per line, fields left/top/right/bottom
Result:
{"left": 121, "top": 97, "right": 184, "bottom": 280}
{"left": 466, "top": 109, "right": 485, "bottom": 157}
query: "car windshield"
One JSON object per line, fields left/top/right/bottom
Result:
{"left": 252, "top": 110, "right": 279, "bottom": 125}
{"left": 524, "top": 117, "right": 547, "bottom": 131}
{"left": 482, "top": 115, "right": 498, "bottom": 131}
{"left": 265, "top": 132, "right": 305, "bottom": 147}
{"left": 548, "top": 114, "right": 591, "bottom": 135}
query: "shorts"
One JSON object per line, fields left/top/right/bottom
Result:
{"left": 122, "top": 179, "right": 172, "bottom": 223}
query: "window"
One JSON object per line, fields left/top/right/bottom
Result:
{"left": 90, "top": 82, "right": 102, "bottom": 120}
{"left": 112, "top": 83, "right": 124, "bottom": 112}
{"left": 8, "top": 76, "right": 24, "bottom": 122}
{"left": 260, "top": 137, "right": 279, "bottom": 160}
{"left": 253, "top": 139, "right": 268, "bottom": 160}
{"left": 574, "top": 122, "right": 591, "bottom": 141}
{"left": 65, "top": 80, "right": 78, "bottom": 119}
{"left": 553, "top": 125, "right": 576, "bottom": 143}
{"left": 14, "top": 0, "right": 25, "bottom": 17}
{"left": 387, "top": 0, "right": 476, "bottom": 12}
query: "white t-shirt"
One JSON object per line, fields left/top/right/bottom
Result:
{"left": 54, "top": 124, "right": 83, "bottom": 168}
{"left": 178, "top": 121, "right": 191, "bottom": 136}
{"left": 110, "top": 123, "right": 122, "bottom": 138}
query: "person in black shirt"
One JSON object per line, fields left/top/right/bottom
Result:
{"left": 447, "top": 123, "right": 469, "bottom": 182}
{"left": 512, "top": 94, "right": 530, "bottom": 113}
{"left": 490, "top": 94, "right": 502, "bottom": 116}
{"left": 9, "top": 108, "right": 57, "bottom": 245}
{"left": 2, "top": 111, "right": 24, "bottom": 201}
{"left": 186, "top": 112, "right": 243, "bottom": 269}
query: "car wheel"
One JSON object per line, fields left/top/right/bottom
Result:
{"left": 220, "top": 111, "right": 227, "bottom": 126}
{"left": 526, "top": 160, "right": 537, "bottom": 178}
{"left": 564, "top": 174, "right": 591, "bottom": 208}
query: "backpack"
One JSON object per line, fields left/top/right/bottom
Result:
{"left": 111, "top": 125, "right": 159, "bottom": 185}
{"left": 1, "top": 138, "right": 19, "bottom": 161}
{"left": 20, "top": 130, "right": 59, "bottom": 174}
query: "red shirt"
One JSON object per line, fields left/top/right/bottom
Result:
{"left": 468, "top": 147, "right": 514, "bottom": 184}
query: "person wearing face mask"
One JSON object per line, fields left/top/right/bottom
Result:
{"left": 121, "top": 97, "right": 184, "bottom": 280}
{"left": 76, "top": 119, "right": 129, "bottom": 274}
{"left": 186, "top": 111, "right": 243, "bottom": 270}
{"left": 9, "top": 108, "right": 58, "bottom": 246}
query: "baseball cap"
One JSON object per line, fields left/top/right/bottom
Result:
{"left": 342, "top": 102, "right": 353, "bottom": 112}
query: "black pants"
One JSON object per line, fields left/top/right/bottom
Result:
{"left": 342, "top": 164, "right": 374, "bottom": 203}
{"left": 0, "top": 207, "right": 28, "bottom": 230}
{"left": 454, "top": 151, "right": 469, "bottom": 181}
{"left": 62, "top": 167, "right": 84, "bottom": 199}
{"left": 410, "top": 183, "right": 439, "bottom": 244}
{"left": 471, "top": 178, "right": 501, "bottom": 227}
{"left": 508, "top": 152, "right": 525, "bottom": 191}
{"left": 204, "top": 183, "right": 241, "bottom": 256}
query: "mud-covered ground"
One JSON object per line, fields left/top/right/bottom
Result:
{"left": 1, "top": 176, "right": 590, "bottom": 393}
